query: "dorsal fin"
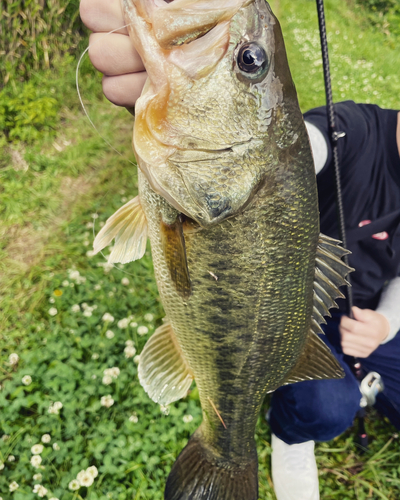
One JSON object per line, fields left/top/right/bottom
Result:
{"left": 282, "top": 234, "right": 353, "bottom": 385}
{"left": 93, "top": 196, "right": 148, "bottom": 264}
{"left": 139, "top": 319, "right": 194, "bottom": 405}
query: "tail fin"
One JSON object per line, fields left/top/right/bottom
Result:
{"left": 164, "top": 433, "right": 258, "bottom": 500}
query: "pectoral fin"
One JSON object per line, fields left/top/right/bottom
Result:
{"left": 161, "top": 216, "right": 192, "bottom": 299}
{"left": 282, "top": 234, "right": 353, "bottom": 385}
{"left": 93, "top": 196, "right": 148, "bottom": 264}
{"left": 138, "top": 319, "right": 194, "bottom": 405}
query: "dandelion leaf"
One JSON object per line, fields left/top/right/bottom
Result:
{"left": 139, "top": 319, "right": 194, "bottom": 405}
{"left": 93, "top": 196, "right": 148, "bottom": 264}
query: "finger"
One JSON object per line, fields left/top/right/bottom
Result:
{"left": 102, "top": 73, "right": 148, "bottom": 107}
{"left": 341, "top": 331, "right": 377, "bottom": 350}
{"left": 341, "top": 344, "right": 371, "bottom": 358}
{"left": 80, "top": 0, "right": 128, "bottom": 34}
{"left": 89, "top": 33, "right": 145, "bottom": 76}
{"left": 340, "top": 316, "right": 364, "bottom": 334}
{"left": 352, "top": 306, "right": 375, "bottom": 323}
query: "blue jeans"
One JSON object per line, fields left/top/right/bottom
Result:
{"left": 269, "top": 311, "right": 400, "bottom": 444}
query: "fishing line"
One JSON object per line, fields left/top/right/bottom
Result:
{"left": 76, "top": 23, "right": 137, "bottom": 168}
{"left": 76, "top": 24, "right": 144, "bottom": 277}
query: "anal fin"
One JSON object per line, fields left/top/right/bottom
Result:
{"left": 93, "top": 196, "right": 148, "bottom": 264}
{"left": 138, "top": 319, "right": 194, "bottom": 405}
{"left": 282, "top": 333, "right": 344, "bottom": 385}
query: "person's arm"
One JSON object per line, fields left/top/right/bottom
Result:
{"left": 304, "top": 121, "right": 328, "bottom": 175}
{"left": 375, "top": 277, "right": 400, "bottom": 343}
{"left": 80, "top": 0, "right": 147, "bottom": 106}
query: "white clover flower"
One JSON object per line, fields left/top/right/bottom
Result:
{"left": 144, "top": 313, "right": 154, "bottom": 322}
{"left": 68, "top": 270, "right": 80, "bottom": 281}
{"left": 86, "top": 250, "right": 96, "bottom": 257}
{"left": 9, "top": 481, "right": 19, "bottom": 492}
{"left": 160, "top": 404, "right": 170, "bottom": 415}
{"left": 9, "top": 353, "right": 19, "bottom": 365}
{"left": 49, "top": 297, "right": 55, "bottom": 304}
{"left": 104, "top": 367, "right": 120, "bottom": 379}
{"left": 77, "top": 470, "right": 94, "bottom": 487}
{"left": 33, "top": 484, "right": 48, "bottom": 497}
{"left": 134, "top": 355, "right": 140, "bottom": 364}
{"left": 8, "top": 455, "right": 15, "bottom": 462}
{"left": 33, "top": 473, "right": 42, "bottom": 481}
{"left": 129, "top": 413, "right": 138, "bottom": 423}
{"left": 49, "top": 307, "right": 58, "bottom": 316}
{"left": 71, "top": 304, "right": 80, "bottom": 313}
{"left": 83, "top": 310, "right": 93, "bottom": 317}
{"left": 68, "top": 479, "right": 80, "bottom": 490}
{"left": 41, "top": 434, "right": 51, "bottom": 443}
{"left": 102, "top": 313, "right": 114, "bottom": 323}
{"left": 53, "top": 442, "right": 60, "bottom": 451}
{"left": 100, "top": 395, "right": 114, "bottom": 408}
{"left": 108, "top": 291, "right": 114, "bottom": 297}
{"left": 0, "top": 461, "right": 4, "bottom": 470}
{"left": 106, "top": 330, "right": 115, "bottom": 339}
{"left": 76, "top": 275, "right": 86, "bottom": 284}
{"left": 137, "top": 326, "right": 148, "bottom": 336}
{"left": 102, "top": 375, "right": 113, "bottom": 385}
{"left": 117, "top": 318, "right": 129, "bottom": 329}
{"left": 130, "top": 322, "right": 138, "bottom": 328}
{"left": 91, "top": 374, "right": 97, "bottom": 380}
{"left": 31, "top": 455, "right": 42, "bottom": 468}
{"left": 62, "top": 280, "right": 69, "bottom": 287}
{"left": 91, "top": 213, "right": 99, "bottom": 219}
{"left": 125, "top": 339, "right": 134, "bottom": 346}
{"left": 22, "top": 375, "right": 32, "bottom": 386}
{"left": 94, "top": 284, "right": 101, "bottom": 290}
{"left": 87, "top": 465, "right": 98, "bottom": 478}
{"left": 2, "top": 434, "right": 10, "bottom": 441}
{"left": 48, "top": 401, "right": 63, "bottom": 414}
{"left": 31, "top": 444, "right": 44, "bottom": 455}
{"left": 103, "top": 262, "right": 114, "bottom": 273}
{"left": 86, "top": 221, "right": 94, "bottom": 229}
{"left": 92, "top": 353, "right": 99, "bottom": 360}
{"left": 183, "top": 414, "right": 194, "bottom": 423}
{"left": 124, "top": 345, "right": 137, "bottom": 358}
{"left": 121, "top": 277, "right": 130, "bottom": 286}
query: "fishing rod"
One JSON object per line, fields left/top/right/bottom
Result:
{"left": 315, "top": 0, "right": 385, "bottom": 450}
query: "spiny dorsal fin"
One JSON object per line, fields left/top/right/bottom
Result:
{"left": 282, "top": 332, "right": 344, "bottom": 385}
{"left": 313, "top": 233, "right": 354, "bottom": 322}
{"left": 93, "top": 196, "right": 148, "bottom": 264}
{"left": 138, "top": 319, "right": 194, "bottom": 405}
{"left": 282, "top": 234, "right": 353, "bottom": 385}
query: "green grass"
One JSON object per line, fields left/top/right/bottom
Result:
{"left": 1, "top": 0, "right": 400, "bottom": 498}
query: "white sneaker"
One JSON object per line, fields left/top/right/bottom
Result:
{"left": 271, "top": 433, "right": 320, "bottom": 500}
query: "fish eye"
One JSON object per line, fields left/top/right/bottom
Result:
{"left": 237, "top": 42, "right": 268, "bottom": 76}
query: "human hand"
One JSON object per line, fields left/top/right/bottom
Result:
{"left": 339, "top": 306, "right": 390, "bottom": 358}
{"left": 80, "top": 0, "right": 147, "bottom": 107}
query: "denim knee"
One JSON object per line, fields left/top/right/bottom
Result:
{"left": 269, "top": 373, "right": 361, "bottom": 444}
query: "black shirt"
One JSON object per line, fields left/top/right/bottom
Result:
{"left": 304, "top": 101, "right": 400, "bottom": 310}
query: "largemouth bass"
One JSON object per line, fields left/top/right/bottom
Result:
{"left": 94, "top": 1, "right": 352, "bottom": 498}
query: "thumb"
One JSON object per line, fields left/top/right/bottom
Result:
{"left": 351, "top": 306, "right": 373, "bottom": 323}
